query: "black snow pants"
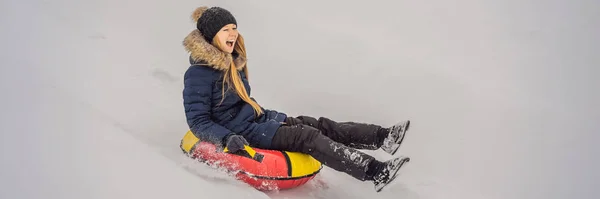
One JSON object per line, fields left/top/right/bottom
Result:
{"left": 270, "top": 116, "right": 388, "bottom": 181}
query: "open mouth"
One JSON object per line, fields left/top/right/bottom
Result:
{"left": 226, "top": 40, "right": 235, "bottom": 47}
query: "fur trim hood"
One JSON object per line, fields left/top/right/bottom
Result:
{"left": 183, "top": 6, "right": 246, "bottom": 71}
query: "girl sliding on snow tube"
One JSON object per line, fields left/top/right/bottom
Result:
{"left": 182, "top": 6, "right": 411, "bottom": 192}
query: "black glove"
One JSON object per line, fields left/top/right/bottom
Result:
{"left": 224, "top": 134, "right": 248, "bottom": 153}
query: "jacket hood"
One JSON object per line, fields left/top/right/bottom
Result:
{"left": 183, "top": 29, "right": 247, "bottom": 71}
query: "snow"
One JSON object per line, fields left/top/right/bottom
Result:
{"left": 1, "top": 0, "right": 599, "bottom": 199}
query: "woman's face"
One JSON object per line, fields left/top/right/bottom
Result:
{"left": 215, "top": 24, "right": 238, "bottom": 53}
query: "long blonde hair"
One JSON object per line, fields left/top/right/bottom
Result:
{"left": 213, "top": 34, "right": 263, "bottom": 117}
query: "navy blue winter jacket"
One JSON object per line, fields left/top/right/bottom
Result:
{"left": 182, "top": 29, "right": 287, "bottom": 149}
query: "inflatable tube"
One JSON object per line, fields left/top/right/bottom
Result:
{"left": 180, "top": 130, "right": 322, "bottom": 191}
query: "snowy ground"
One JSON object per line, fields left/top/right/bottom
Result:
{"left": 1, "top": 0, "right": 599, "bottom": 198}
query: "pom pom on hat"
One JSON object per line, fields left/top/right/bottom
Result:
{"left": 191, "top": 6, "right": 209, "bottom": 22}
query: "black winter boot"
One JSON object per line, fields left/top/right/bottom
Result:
{"left": 370, "top": 156, "right": 410, "bottom": 192}
{"left": 380, "top": 120, "right": 411, "bottom": 156}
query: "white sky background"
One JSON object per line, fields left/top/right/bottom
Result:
{"left": 1, "top": 0, "right": 598, "bottom": 198}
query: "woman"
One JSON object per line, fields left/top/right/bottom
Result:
{"left": 182, "top": 6, "right": 411, "bottom": 192}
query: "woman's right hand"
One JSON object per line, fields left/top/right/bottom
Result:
{"left": 225, "top": 134, "right": 249, "bottom": 153}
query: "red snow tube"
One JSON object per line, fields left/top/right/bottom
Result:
{"left": 180, "top": 130, "right": 322, "bottom": 191}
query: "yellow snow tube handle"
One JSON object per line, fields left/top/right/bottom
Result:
{"left": 224, "top": 145, "right": 264, "bottom": 163}
{"left": 223, "top": 145, "right": 255, "bottom": 156}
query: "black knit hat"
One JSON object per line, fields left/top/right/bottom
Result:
{"left": 196, "top": 7, "right": 237, "bottom": 42}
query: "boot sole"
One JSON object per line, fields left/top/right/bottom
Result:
{"left": 389, "top": 120, "right": 410, "bottom": 156}
{"left": 375, "top": 156, "right": 410, "bottom": 192}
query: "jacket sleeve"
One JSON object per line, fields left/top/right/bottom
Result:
{"left": 251, "top": 97, "right": 288, "bottom": 123}
{"left": 183, "top": 66, "right": 233, "bottom": 145}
